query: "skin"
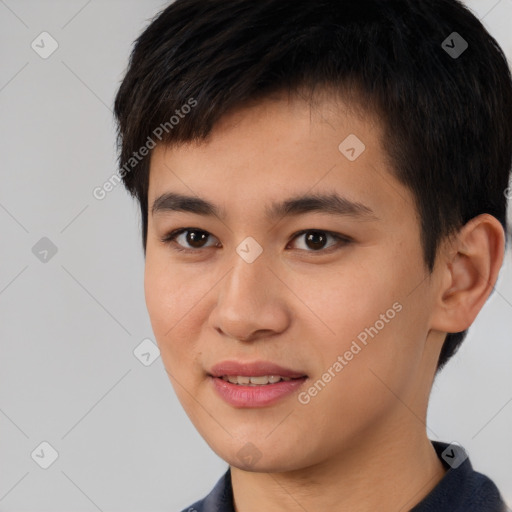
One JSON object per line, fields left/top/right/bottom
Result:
{"left": 144, "top": 92, "right": 504, "bottom": 511}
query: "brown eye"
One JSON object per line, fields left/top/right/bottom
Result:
{"left": 161, "top": 227, "right": 350, "bottom": 254}
{"left": 183, "top": 230, "right": 210, "bottom": 248}
{"left": 161, "top": 228, "right": 219, "bottom": 251}
{"left": 304, "top": 231, "right": 328, "bottom": 250}
{"left": 288, "top": 230, "right": 351, "bottom": 252}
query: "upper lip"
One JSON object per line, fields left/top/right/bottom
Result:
{"left": 209, "top": 360, "right": 307, "bottom": 379}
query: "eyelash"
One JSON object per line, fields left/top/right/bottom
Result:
{"left": 160, "top": 228, "right": 352, "bottom": 255}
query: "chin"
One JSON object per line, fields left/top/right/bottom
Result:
{"left": 212, "top": 439, "right": 309, "bottom": 474}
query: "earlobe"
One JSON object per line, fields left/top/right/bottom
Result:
{"left": 430, "top": 214, "right": 505, "bottom": 334}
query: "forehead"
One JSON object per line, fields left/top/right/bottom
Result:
{"left": 147, "top": 94, "right": 414, "bottom": 225}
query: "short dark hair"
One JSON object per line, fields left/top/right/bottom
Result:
{"left": 113, "top": 0, "right": 512, "bottom": 372}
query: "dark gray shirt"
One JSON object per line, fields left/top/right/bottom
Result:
{"left": 180, "top": 441, "right": 508, "bottom": 512}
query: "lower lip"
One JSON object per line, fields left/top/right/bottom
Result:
{"left": 210, "top": 376, "right": 308, "bottom": 407}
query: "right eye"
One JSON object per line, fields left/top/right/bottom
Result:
{"left": 160, "top": 228, "right": 220, "bottom": 252}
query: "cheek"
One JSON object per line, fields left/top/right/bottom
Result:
{"left": 144, "top": 251, "right": 201, "bottom": 331}
{"left": 143, "top": 253, "right": 219, "bottom": 378}
{"left": 298, "top": 251, "right": 427, "bottom": 400}
{"left": 144, "top": 255, "right": 195, "bottom": 360}
{"left": 144, "top": 257, "right": 175, "bottom": 336}
{"left": 144, "top": 256, "right": 210, "bottom": 414}
{"left": 296, "top": 304, "right": 424, "bottom": 446}
{"left": 292, "top": 261, "right": 402, "bottom": 346}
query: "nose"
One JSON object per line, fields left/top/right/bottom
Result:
{"left": 209, "top": 254, "right": 291, "bottom": 342}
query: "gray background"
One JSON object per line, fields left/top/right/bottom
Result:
{"left": 0, "top": 1, "right": 511, "bottom": 510}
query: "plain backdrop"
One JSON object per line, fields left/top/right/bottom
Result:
{"left": 0, "top": 1, "right": 511, "bottom": 510}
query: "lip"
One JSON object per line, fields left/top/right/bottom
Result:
{"left": 209, "top": 375, "right": 308, "bottom": 407}
{"left": 208, "top": 360, "right": 308, "bottom": 408}
{"left": 208, "top": 360, "right": 308, "bottom": 379}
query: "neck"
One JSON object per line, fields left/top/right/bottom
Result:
{"left": 230, "top": 417, "right": 447, "bottom": 512}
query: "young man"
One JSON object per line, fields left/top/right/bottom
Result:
{"left": 113, "top": 0, "right": 512, "bottom": 510}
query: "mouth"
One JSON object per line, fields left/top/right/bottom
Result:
{"left": 208, "top": 360, "right": 308, "bottom": 380}
{"left": 207, "top": 360, "right": 308, "bottom": 407}
{"left": 216, "top": 375, "right": 305, "bottom": 386}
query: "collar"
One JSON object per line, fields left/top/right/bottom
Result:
{"left": 183, "top": 441, "right": 507, "bottom": 512}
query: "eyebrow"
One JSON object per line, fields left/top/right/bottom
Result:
{"left": 151, "top": 192, "right": 378, "bottom": 221}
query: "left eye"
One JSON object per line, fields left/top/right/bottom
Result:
{"left": 160, "top": 228, "right": 350, "bottom": 253}
{"left": 288, "top": 230, "right": 350, "bottom": 252}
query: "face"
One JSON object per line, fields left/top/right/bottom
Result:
{"left": 144, "top": 93, "right": 442, "bottom": 472}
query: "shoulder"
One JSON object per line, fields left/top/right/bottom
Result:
{"left": 412, "top": 441, "right": 508, "bottom": 512}
{"left": 179, "top": 468, "right": 233, "bottom": 512}
{"left": 461, "top": 469, "right": 508, "bottom": 511}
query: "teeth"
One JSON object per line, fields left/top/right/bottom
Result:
{"left": 221, "top": 375, "right": 293, "bottom": 385}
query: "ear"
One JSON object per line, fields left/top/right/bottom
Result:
{"left": 430, "top": 214, "right": 505, "bottom": 333}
